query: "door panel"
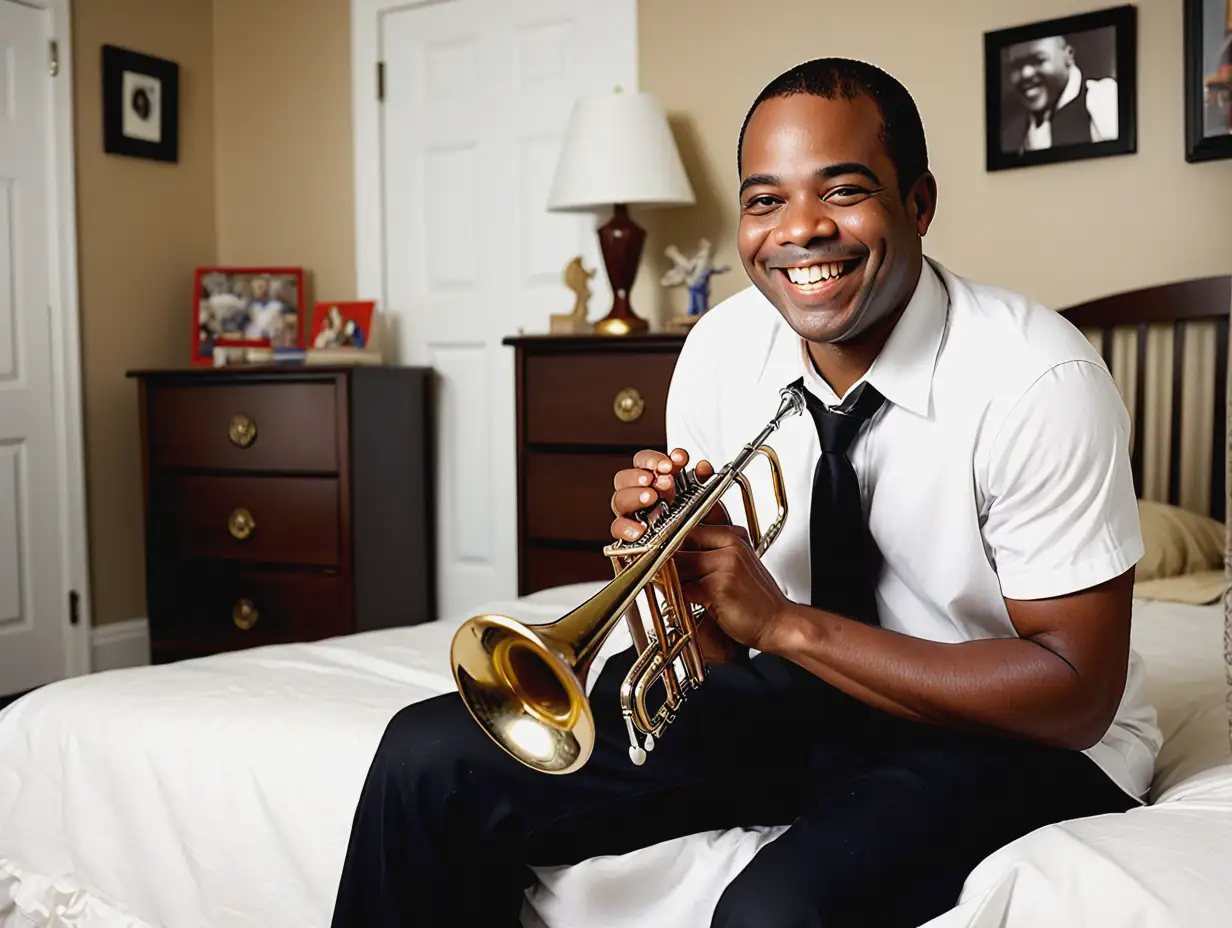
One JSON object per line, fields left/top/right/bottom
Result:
{"left": 0, "top": 0, "right": 67, "bottom": 695}
{"left": 379, "top": 0, "right": 633, "bottom": 617}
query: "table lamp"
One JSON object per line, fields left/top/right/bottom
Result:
{"left": 547, "top": 88, "right": 695, "bottom": 335}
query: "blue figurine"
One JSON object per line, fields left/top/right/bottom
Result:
{"left": 662, "top": 238, "right": 730, "bottom": 317}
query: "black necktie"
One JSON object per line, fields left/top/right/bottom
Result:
{"left": 798, "top": 378, "right": 886, "bottom": 625}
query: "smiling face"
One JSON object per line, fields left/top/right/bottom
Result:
{"left": 1007, "top": 37, "right": 1073, "bottom": 115}
{"left": 737, "top": 93, "right": 936, "bottom": 347}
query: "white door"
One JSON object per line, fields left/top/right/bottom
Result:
{"left": 378, "top": 0, "right": 635, "bottom": 617}
{"left": 0, "top": 0, "right": 70, "bottom": 695}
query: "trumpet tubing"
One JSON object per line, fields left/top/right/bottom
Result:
{"left": 450, "top": 382, "right": 806, "bottom": 774}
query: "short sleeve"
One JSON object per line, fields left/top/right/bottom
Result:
{"left": 982, "top": 360, "right": 1143, "bottom": 600}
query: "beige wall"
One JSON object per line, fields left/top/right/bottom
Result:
{"left": 74, "top": 0, "right": 217, "bottom": 626}
{"left": 77, "top": 0, "right": 355, "bottom": 626}
{"left": 212, "top": 0, "right": 356, "bottom": 304}
{"left": 637, "top": 0, "right": 1232, "bottom": 321}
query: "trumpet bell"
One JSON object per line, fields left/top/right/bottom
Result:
{"left": 450, "top": 613, "right": 596, "bottom": 775}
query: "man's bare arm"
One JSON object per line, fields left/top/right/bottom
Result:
{"left": 675, "top": 521, "right": 1134, "bottom": 752}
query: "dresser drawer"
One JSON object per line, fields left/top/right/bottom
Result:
{"left": 524, "top": 352, "right": 674, "bottom": 446}
{"left": 157, "top": 475, "right": 341, "bottom": 566}
{"left": 525, "top": 451, "right": 632, "bottom": 542}
{"left": 151, "top": 567, "right": 351, "bottom": 660}
{"left": 146, "top": 381, "right": 339, "bottom": 473}
{"left": 524, "top": 544, "right": 614, "bottom": 594}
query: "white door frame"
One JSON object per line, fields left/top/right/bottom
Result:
{"left": 350, "top": 0, "right": 394, "bottom": 316}
{"left": 12, "top": 0, "right": 92, "bottom": 677}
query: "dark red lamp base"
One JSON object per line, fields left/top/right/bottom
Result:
{"left": 594, "top": 203, "right": 648, "bottom": 335}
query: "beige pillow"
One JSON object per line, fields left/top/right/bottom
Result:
{"left": 1133, "top": 569, "right": 1227, "bottom": 605}
{"left": 1135, "top": 499, "right": 1225, "bottom": 582}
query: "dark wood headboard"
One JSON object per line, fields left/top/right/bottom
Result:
{"left": 1059, "top": 276, "right": 1231, "bottom": 522}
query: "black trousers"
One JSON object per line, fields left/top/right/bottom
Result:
{"left": 330, "top": 647, "right": 1134, "bottom": 927}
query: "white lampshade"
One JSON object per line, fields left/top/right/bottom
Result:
{"left": 547, "top": 89, "right": 695, "bottom": 211}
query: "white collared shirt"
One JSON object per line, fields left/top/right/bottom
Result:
{"left": 666, "top": 258, "right": 1161, "bottom": 800}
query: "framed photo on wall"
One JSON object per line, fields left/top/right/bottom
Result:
{"left": 193, "top": 267, "right": 305, "bottom": 366}
{"left": 984, "top": 5, "right": 1138, "bottom": 172}
{"left": 101, "top": 45, "right": 180, "bottom": 163}
{"left": 1184, "top": 0, "right": 1232, "bottom": 162}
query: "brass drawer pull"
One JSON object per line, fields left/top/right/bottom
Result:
{"left": 613, "top": 387, "right": 644, "bottom": 423}
{"left": 228, "top": 413, "right": 257, "bottom": 448}
{"left": 228, "top": 507, "right": 256, "bottom": 540}
{"left": 233, "top": 598, "right": 259, "bottom": 631}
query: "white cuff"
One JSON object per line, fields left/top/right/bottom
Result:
{"left": 996, "top": 535, "right": 1145, "bottom": 601}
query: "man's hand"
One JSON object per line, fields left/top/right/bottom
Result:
{"left": 674, "top": 524, "right": 792, "bottom": 655}
{"left": 609, "top": 448, "right": 743, "bottom": 665}
{"left": 609, "top": 448, "right": 716, "bottom": 543}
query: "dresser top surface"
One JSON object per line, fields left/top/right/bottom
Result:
{"left": 502, "top": 332, "right": 688, "bottom": 352}
{"left": 127, "top": 365, "right": 432, "bottom": 382}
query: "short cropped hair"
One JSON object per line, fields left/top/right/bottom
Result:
{"left": 737, "top": 58, "right": 929, "bottom": 200}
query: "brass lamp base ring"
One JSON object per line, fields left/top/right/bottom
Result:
{"left": 593, "top": 315, "right": 649, "bottom": 336}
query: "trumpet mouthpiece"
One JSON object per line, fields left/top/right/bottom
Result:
{"left": 777, "top": 380, "right": 808, "bottom": 421}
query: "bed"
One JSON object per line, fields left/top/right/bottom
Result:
{"left": 3, "top": 275, "right": 1232, "bottom": 928}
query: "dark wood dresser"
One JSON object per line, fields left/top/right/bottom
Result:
{"left": 128, "top": 365, "right": 435, "bottom": 664}
{"left": 504, "top": 333, "right": 686, "bottom": 595}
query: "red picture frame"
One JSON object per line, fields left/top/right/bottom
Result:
{"left": 309, "top": 300, "right": 376, "bottom": 350}
{"left": 193, "top": 266, "right": 306, "bottom": 366}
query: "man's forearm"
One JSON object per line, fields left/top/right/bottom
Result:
{"left": 763, "top": 604, "right": 1113, "bottom": 750}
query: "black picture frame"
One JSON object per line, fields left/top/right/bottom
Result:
{"left": 984, "top": 5, "right": 1137, "bottom": 172}
{"left": 1184, "top": 0, "right": 1232, "bottom": 163}
{"left": 101, "top": 44, "right": 179, "bottom": 164}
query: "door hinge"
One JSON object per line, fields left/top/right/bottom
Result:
{"left": 48, "top": 40, "right": 59, "bottom": 77}
{"left": 377, "top": 61, "right": 385, "bottom": 102}
{"left": 69, "top": 590, "right": 80, "bottom": 625}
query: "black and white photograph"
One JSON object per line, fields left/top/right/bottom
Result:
{"left": 1184, "top": 0, "right": 1232, "bottom": 162}
{"left": 121, "top": 71, "right": 161, "bottom": 143}
{"left": 101, "top": 44, "right": 179, "bottom": 163}
{"left": 984, "top": 6, "right": 1137, "bottom": 171}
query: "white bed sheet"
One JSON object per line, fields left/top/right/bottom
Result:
{"left": 1, "top": 586, "right": 1229, "bottom": 928}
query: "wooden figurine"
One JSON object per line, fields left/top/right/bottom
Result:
{"left": 550, "top": 256, "right": 596, "bottom": 335}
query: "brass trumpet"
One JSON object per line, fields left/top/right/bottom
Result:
{"left": 449, "top": 382, "right": 806, "bottom": 774}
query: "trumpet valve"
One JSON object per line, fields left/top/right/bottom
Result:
{"left": 675, "top": 466, "right": 694, "bottom": 494}
{"left": 624, "top": 714, "right": 649, "bottom": 765}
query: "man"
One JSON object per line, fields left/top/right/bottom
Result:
{"left": 1002, "top": 35, "right": 1119, "bottom": 153}
{"left": 330, "top": 58, "right": 1158, "bottom": 927}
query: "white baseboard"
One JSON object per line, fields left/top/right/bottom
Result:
{"left": 90, "top": 618, "right": 150, "bottom": 672}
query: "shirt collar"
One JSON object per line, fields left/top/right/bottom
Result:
{"left": 796, "top": 257, "right": 949, "bottom": 418}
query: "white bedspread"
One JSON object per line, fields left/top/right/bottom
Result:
{"left": 1, "top": 585, "right": 1230, "bottom": 928}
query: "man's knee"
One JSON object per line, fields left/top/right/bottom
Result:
{"left": 711, "top": 865, "right": 879, "bottom": 928}
{"left": 711, "top": 871, "right": 824, "bottom": 928}
{"left": 713, "top": 872, "right": 928, "bottom": 928}
{"left": 364, "top": 694, "right": 474, "bottom": 804}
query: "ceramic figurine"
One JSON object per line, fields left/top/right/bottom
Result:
{"left": 661, "top": 238, "right": 730, "bottom": 317}
{"left": 550, "top": 256, "right": 596, "bottom": 334}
